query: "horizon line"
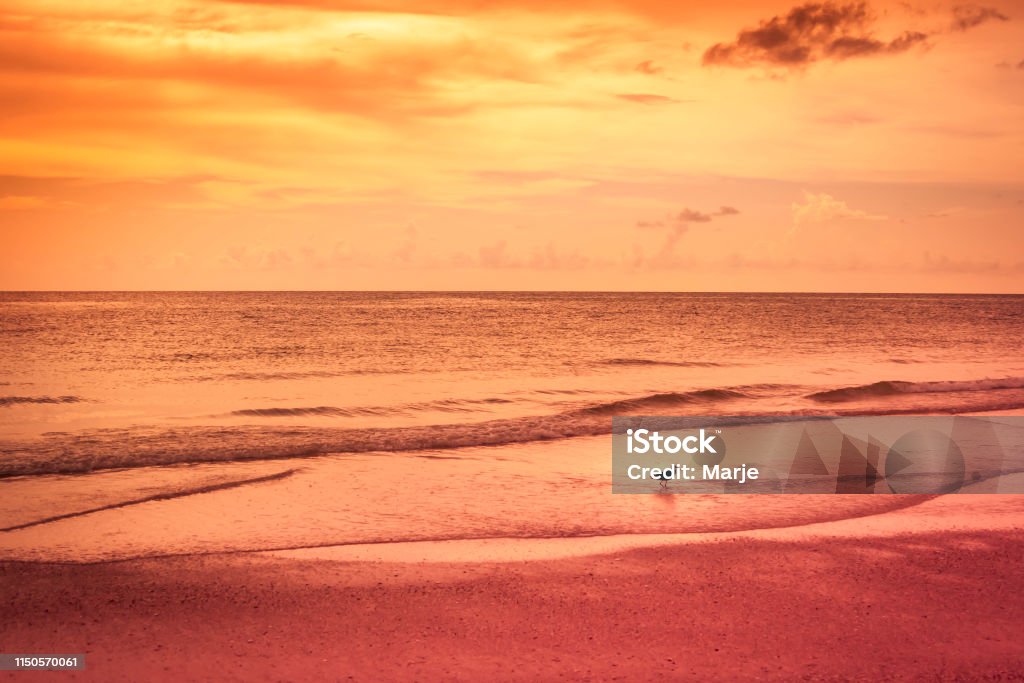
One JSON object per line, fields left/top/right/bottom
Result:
{"left": 3, "top": 290, "right": 1024, "bottom": 296}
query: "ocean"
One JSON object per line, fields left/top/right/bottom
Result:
{"left": 1, "top": 291, "right": 1023, "bottom": 561}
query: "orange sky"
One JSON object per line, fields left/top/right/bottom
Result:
{"left": 1, "top": 0, "right": 1022, "bottom": 291}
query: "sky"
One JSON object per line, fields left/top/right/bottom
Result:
{"left": 0, "top": 0, "right": 1022, "bottom": 291}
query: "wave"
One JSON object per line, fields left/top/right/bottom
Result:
{"left": 190, "top": 369, "right": 394, "bottom": 382}
{"left": 0, "top": 469, "right": 299, "bottom": 532}
{"left": 528, "top": 388, "right": 616, "bottom": 396}
{"left": 430, "top": 397, "right": 514, "bottom": 411}
{"left": 578, "top": 389, "right": 749, "bottom": 416}
{"left": 808, "top": 377, "right": 1024, "bottom": 403}
{"left": 4, "top": 388, "right": 1024, "bottom": 477}
{"left": 228, "top": 397, "right": 515, "bottom": 419}
{"left": 0, "top": 388, "right": 751, "bottom": 476}
{"left": 220, "top": 370, "right": 346, "bottom": 381}
{"left": 0, "top": 395, "right": 85, "bottom": 407}
{"left": 231, "top": 406, "right": 385, "bottom": 418}
{"left": 603, "top": 358, "right": 721, "bottom": 368}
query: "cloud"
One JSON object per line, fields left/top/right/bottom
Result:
{"left": 614, "top": 93, "right": 682, "bottom": 105}
{"left": 0, "top": 3, "right": 615, "bottom": 151}
{"left": 919, "top": 251, "right": 1017, "bottom": 274}
{"left": 206, "top": 0, "right": 753, "bottom": 24}
{"left": 0, "top": 195, "right": 50, "bottom": 210}
{"left": 527, "top": 243, "right": 591, "bottom": 270}
{"left": 634, "top": 60, "right": 662, "bottom": 75}
{"left": 951, "top": 5, "right": 1009, "bottom": 32}
{"left": 702, "top": 1, "right": 934, "bottom": 69}
{"left": 791, "top": 191, "right": 886, "bottom": 230}
{"left": 447, "top": 241, "right": 593, "bottom": 270}
{"left": 0, "top": 29, "right": 537, "bottom": 122}
{"left": 815, "top": 111, "right": 882, "bottom": 125}
{"left": 637, "top": 205, "right": 740, "bottom": 230}
{"left": 220, "top": 246, "right": 299, "bottom": 270}
{"left": 478, "top": 241, "right": 519, "bottom": 268}
{"left": 675, "top": 208, "right": 714, "bottom": 223}
{"left": 298, "top": 242, "right": 356, "bottom": 269}
{"left": 0, "top": 175, "right": 229, "bottom": 210}
{"left": 635, "top": 205, "right": 740, "bottom": 266}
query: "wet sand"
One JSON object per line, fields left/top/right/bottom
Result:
{"left": 3, "top": 522, "right": 1024, "bottom": 680}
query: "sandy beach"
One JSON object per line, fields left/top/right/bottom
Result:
{"left": 3, "top": 494, "right": 1023, "bottom": 682}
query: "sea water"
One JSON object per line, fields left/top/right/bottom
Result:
{"left": 1, "top": 292, "right": 1022, "bottom": 561}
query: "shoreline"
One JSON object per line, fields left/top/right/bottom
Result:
{"left": 4, "top": 473, "right": 1018, "bottom": 567}
{"left": 265, "top": 488, "right": 1024, "bottom": 563}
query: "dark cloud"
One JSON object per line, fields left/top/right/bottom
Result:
{"left": 636, "top": 205, "right": 740, "bottom": 230}
{"left": 702, "top": 2, "right": 935, "bottom": 68}
{"left": 884, "top": 30, "right": 931, "bottom": 52}
{"left": 705, "top": 3, "right": 1010, "bottom": 69}
{"left": 677, "top": 208, "right": 714, "bottom": 223}
{"left": 951, "top": 5, "right": 1009, "bottom": 31}
{"left": 826, "top": 30, "right": 928, "bottom": 58}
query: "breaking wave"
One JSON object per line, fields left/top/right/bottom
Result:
{"left": 0, "top": 387, "right": 752, "bottom": 476}
{"left": 808, "top": 377, "right": 1024, "bottom": 403}
{"left": 578, "top": 389, "right": 749, "bottom": 416}
{"left": 4, "top": 382, "right": 1024, "bottom": 477}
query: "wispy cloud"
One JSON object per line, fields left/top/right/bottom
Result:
{"left": 614, "top": 93, "right": 684, "bottom": 105}
{"left": 0, "top": 195, "right": 50, "bottom": 210}
{"left": 634, "top": 60, "right": 663, "bottom": 75}
{"left": 951, "top": 5, "right": 1009, "bottom": 32}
